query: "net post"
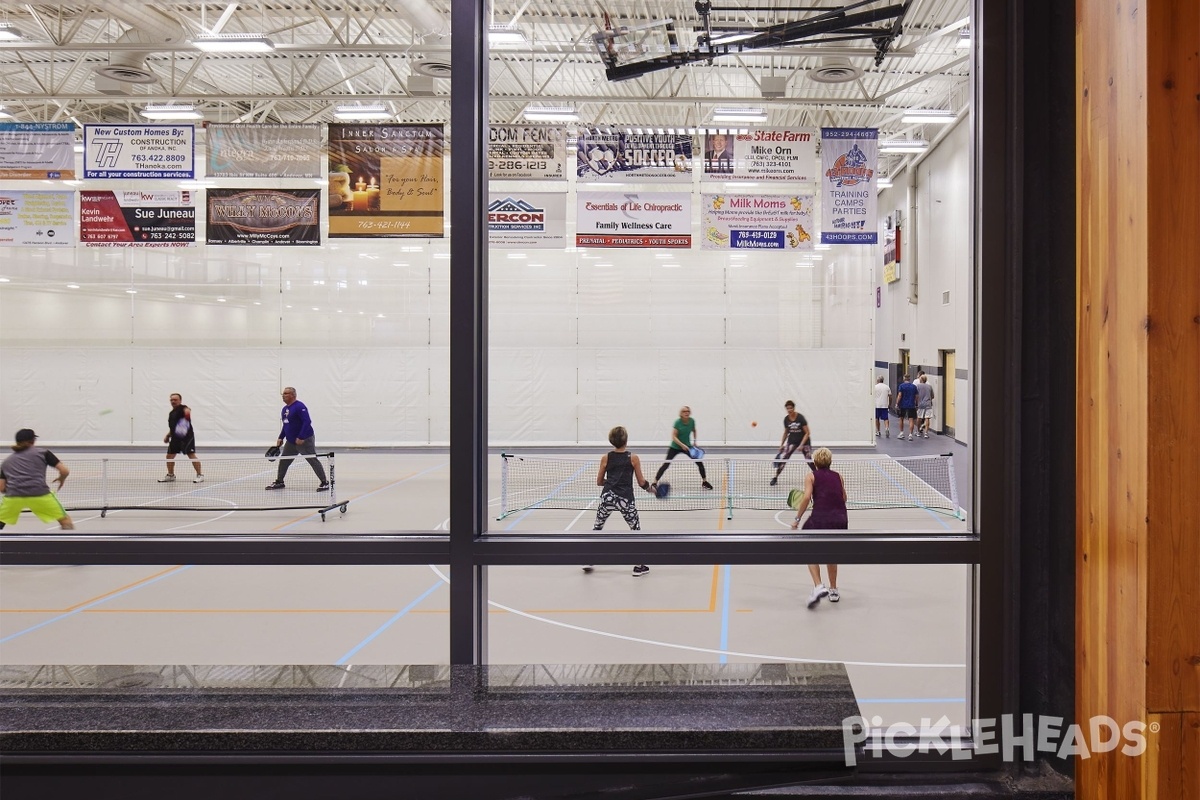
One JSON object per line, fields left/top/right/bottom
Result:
{"left": 328, "top": 452, "right": 336, "bottom": 505}
{"left": 101, "top": 457, "right": 109, "bottom": 516}
{"left": 498, "top": 453, "right": 509, "bottom": 520}
{"left": 946, "top": 452, "right": 963, "bottom": 519}
{"left": 726, "top": 458, "right": 734, "bottom": 521}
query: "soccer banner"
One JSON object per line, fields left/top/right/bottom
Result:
{"left": 576, "top": 191, "right": 691, "bottom": 248}
{"left": 83, "top": 124, "right": 195, "bottom": 179}
{"left": 327, "top": 123, "right": 444, "bottom": 238}
{"left": 81, "top": 190, "right": 196, "bottom": 247}
{"left": 700, "top": 193, "right": 814, "bottom": 251}
{"left": 488, "top": 126, "right": 568, "bottom": 181}
{"left": 0, "top": 122, "right": 76, "bottom": 179}
{"left": 207, "top": 123, "right": 322, "bottom": 178}
{"left": 0, "top": 191, "right": 74, "bottom": 247}
{"left": 488, "top": 193, "right": 567, "bottom": 249}
{"left": 820, "top": 128, "right": 878, "bottom": 244}
{"left": 576, "top": 132, "right": 693, "bottom": 184}
{"left": 206, "top": 189, "right": 320, "bottom": 246}
{"left": 703, "top": 129, "right": 817, "bottom": 183}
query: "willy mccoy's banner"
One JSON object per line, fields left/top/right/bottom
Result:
{"left": 83, "top": 124, "right": 195, "bottom": 179}
{"left": 700, "top": 194, "right": 814, "bottom": 251}
{"left": 487, "top": 193, "right": 567, "bottom": 249}
{"left": 576, "top": 132, "right": 693, "bottom": 184}
{"left": 820, "top": 128, "right": 878, "bottom": 244}
{"left": 488, "top": 126, "right": 568, "bottom": 181}
{"left": 81, "top": 190, "right": 196, "bottom": 247}
{"left": 327, "top": 123, "right": 444, "bottom": 238}
{"left": 703, "top": 129, "right": 817, "bottom": 182}
{"left": 0, "top": 191, "right": 74, "bottom": 247}
{"left": 576, "top": 191, "right": 691, "bottom": 248}
{"left": 0, "top": 122, "right": 76, "bottom": 179}
{"left": 207, "top": 123, "right": 322, "bottom": 178}
{"left": 206, "top": 189, "right": 320, "bottom": 246}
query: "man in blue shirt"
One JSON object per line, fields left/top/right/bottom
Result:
{"left": 266, "top": 387, "right": 329, "bottom": 491}
{"left": 895, "top": 374, "right": 919, "bottom": 441}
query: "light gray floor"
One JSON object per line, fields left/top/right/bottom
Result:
{"left": 0, "top": 441, "right": 972, "bottom": 732}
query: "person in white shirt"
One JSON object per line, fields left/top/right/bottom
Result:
{"left": 872, "top": 376, "right": 892, "bottom": 438}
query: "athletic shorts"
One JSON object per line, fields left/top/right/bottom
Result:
{"left": 0, "top": 493, "right": 67, "bottom": 525}
{"left": 899, "top": 407, "right": 917, "bottom": 419}
{"left": 167, "top": 435, "right": 196, "bottom": 455}
{"left": 918, "top": 408, "right": 934, "bottom": 419}
{"left": 875, "top": 408, "right": 890, "bottom": 421}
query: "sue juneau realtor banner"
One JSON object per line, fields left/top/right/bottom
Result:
{"left": 820, "top": 128, "right": 878, "bottom": 244}
{"left": 576, "top": 131, "right": 693, "bottom": 184}
{"left": 206, "top": 189, "right": 320, "bottom": 245}
{"left": 83, "top": 124, "right": 195, "bottom": 179}
{"left": 0, "top": 122, "right": 76, "bottom": 180}
{"left": 207, "top": 123, "right": 322, "bottom": 178}
{"left": 488, "top": 125, "right": 568, "bottom": 181}
{"left": 80, "top": 190, "right": 196, "bottom": 247}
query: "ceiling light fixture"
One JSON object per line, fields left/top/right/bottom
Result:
{"left": 140, "top": 104, "right": 203, "bottom": 120}
{"left": 957, "top": 27, "right": 971, "bottom": 48}
{"left": 0, "top": 23, "right": 23, "bottom": 41}
{"left": 877, "top": 177, "right": 893, "bottom": 188}
{"left": 192, "top": 33, "right": 275, "bottom": 52}
{"left": 879, "top": 139, "right": 928, "bottom": 154}
{"left": 522, "top": 105, "right": 579, "bottom": 122}
{"left": 488, "top": 25, "right": 528, "bottom": 46}
{"left": 334, "top": 103, "right": 392, "bottom": 120}
{"left": 901, "top": 109, "right": 957, "bottom": 124}
{"left": 711, "top": 107, "right": 767, "bottom": 123}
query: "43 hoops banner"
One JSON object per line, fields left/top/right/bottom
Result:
{"left": 820, "top": 128, "right": 878, "bottom": 244}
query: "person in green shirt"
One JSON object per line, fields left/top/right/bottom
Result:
{"left": 650, "top": 406, "right": 713, "bottom": 492}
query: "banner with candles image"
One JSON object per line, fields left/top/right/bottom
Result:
{"left": 327, "top": 123, "right": 445, "bottom": 238}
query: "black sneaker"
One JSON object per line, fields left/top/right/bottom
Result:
{"left": 769, "top": 476, "right": 778, "bottom": 486}
{"left": 701, "top": 481, "right": 714, "bottom": 491}
{"left": 265, "top": 481, "right": 285, "bottom": 490}
{"left": 316, "top": 482, "right": 330, "bottom": 492}
{"left": 632, "top": 565, "right": 650, "bottom": 577}
{"left": 581, "top": 566, "right": 594, "bottom": 573}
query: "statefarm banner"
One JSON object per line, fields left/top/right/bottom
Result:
{"left": 83, "top": 124, "right": 195, "bottom": 179}
{"left": 206, "top": 189, "right": 320, "bottom": 246}
{"left": 700, "top": 193, "right": 814, "bottom": 251}
{"left": 0, "top": 122, "right": 76, "bottom": 180}
{"left": 576, "top": 132, "right": 693, "bottom": 184}
{"left": 703, "top": 128, "right": 817, "bottom": 183}
{"left": 207, "top": 123, "right": 322, "bottom": 178}
{"left": 487, "top": 193, "right": 567, "bottom": 249}
{"left": 820, "top": 128, "right": 878, "bottom": 244}
{"left": 488, "top": 126, "right": 568, "bottom": 181}
{"left": 81, "top": 190, "right": 196, "bottom": 247}
{"left": 327, "top": 123, "right": 444, "bottom": 238}
{"left": 0, "top": 191, "right": 74, "bottom": 247}
{"left": 576, "top": 191, "right": 691, "bottom": 248}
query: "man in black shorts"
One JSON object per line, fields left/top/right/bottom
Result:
{"left": 159, "top": 393, "right": 203, "bottom": 483}
{"left": 771, "top": 400, "right": 811, "bottom": 486}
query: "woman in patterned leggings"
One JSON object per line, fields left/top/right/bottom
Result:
{"left": 585, "top": 425, "right": 655, "bottom": 577}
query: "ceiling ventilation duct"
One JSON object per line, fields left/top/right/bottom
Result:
{"left": 93, "top": 6, "right": 188, "bottom": 85}
{"left": 808, "top": 57, "right": 864, "bottom": 84}
{"left": 395, "top": 0, "right": 450, "bottom": 40}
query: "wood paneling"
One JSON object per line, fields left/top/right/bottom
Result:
{"left": 1077, "top": 0, "right": 1200, "bottom": 797}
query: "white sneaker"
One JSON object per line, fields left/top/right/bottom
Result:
{"left": 875, "top": 431, "right": 880, "bottom": 437}
{"left": 193, "top": 474, "right": 205, "bottom": 483}
{"left": 806, "top": 583, "right": 829, "bottom": 609}
{"left": 885, "top": 429, "right": 890, "bottom": 438}
{"left": 157, "top": 474, "right": 176, "bottom": 483}
{"left": 908, "top": 434, "right": 914, "bottom": 441}
{"left": 828, "top": 588, "right": 841, "bottom": 603}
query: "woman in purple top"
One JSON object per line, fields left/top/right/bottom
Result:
{"left": 789, "top": 447, "right": 848, "bottom": 609}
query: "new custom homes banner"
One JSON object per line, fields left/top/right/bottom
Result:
{"left": 0, "top": 122, "right": 76, "bottom": 180}
{"left": 83, "top": 124, "right": 195, "bottom": 179}
{"left": 207, "top": 123, "right": 322, "bottom": 178}
{"left": 820, "top": 128, "right": 878, "bottom": 244}
{"left": 327, "top": 123, "right": 444, "bottom": 237}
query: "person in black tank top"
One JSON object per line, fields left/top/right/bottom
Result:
{"left": 585, "top": 426, "right": 655, "bottom": 577}
{"left": 788, "top": 447, "right": 848, "bottom": 608}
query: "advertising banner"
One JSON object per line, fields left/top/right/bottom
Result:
{"left": 327, "top": 123, "right": 444, "bottom": 238}
{"left": 206, "top": 189, "right": 320, "bottom": 246}
{"left": 576, "top": 191, "right": 691, "bottom": 248}
{"left": 83, "top": 124, "right": 195, "bottom": 179}
{"left": 488, "top": 126, "right": 568, "bottom": 181}
{"left": 820, "top": 128, "right": 878, "bottom": 244}
{"left": 703, "top": 128, "right": 817, "bottom": 183}
{"left": 207, "top": 123, "right": 322, "bottom": 178}
{"left": 0, "top": 122, "right": 76, "bottom": 179}
{"left": 81, "top": 190, "right": 196, "bottom": 247}
{"left": 0, "top": 191, "right": 74, "bottom": 247}
{"left": 487, "top": 193, "right": 567, "bottom": 249}
{"left": 700, "top": 193, "right": 814, "bottom": 251}
{"left": 576, "top": 132, "right": 693, "bottom": 184}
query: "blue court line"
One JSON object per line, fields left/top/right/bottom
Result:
{"left": 717, "top": 564, "right": 732, "bottom": 664}
{"left": 0, "top": 565, "right": 194, "bottom": 645}
{"left": 503, "top": 463, "right": 589, "bottom": 530}
{"left": 335, "top": 578, "right": 445, "bottom": 665}
{"left": 278, "top": 461, "right": 448, "bottom": 531}
{"left": 867, "top": 461, "right": 952, "bottom": 531}
{"left": 858, "top": 697, "right": 967, "bottom": 704}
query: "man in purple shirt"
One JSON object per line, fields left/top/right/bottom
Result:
{"left": 265, "top": 387, "right": 329, "bottom": 491}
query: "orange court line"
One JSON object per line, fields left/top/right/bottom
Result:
{"left": 271, "top": 472, "right": 420, "bottom": 530}
{"left": 708, "top": 563, "right": 719, "bottom": 611}
{"left": 62, "top": 565, "right": 186, "bottom": 612}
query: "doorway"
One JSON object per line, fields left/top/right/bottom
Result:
{"left": 941, "top": 349, "right": 956, "bottom": 437}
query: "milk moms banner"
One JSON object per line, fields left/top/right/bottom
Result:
{"left": 820, "top": 128, "right": 877, "bottom": 244}
{"left": 700, "top": 193, "right": 814, "bottom": 251}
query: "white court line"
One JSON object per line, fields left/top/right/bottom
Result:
{"left": 425, "top": 564, "right": 964, "bottom": 670}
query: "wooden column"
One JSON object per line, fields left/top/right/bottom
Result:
{"left": 1077, "top": 0, "right": 1200, "bottom": 797}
